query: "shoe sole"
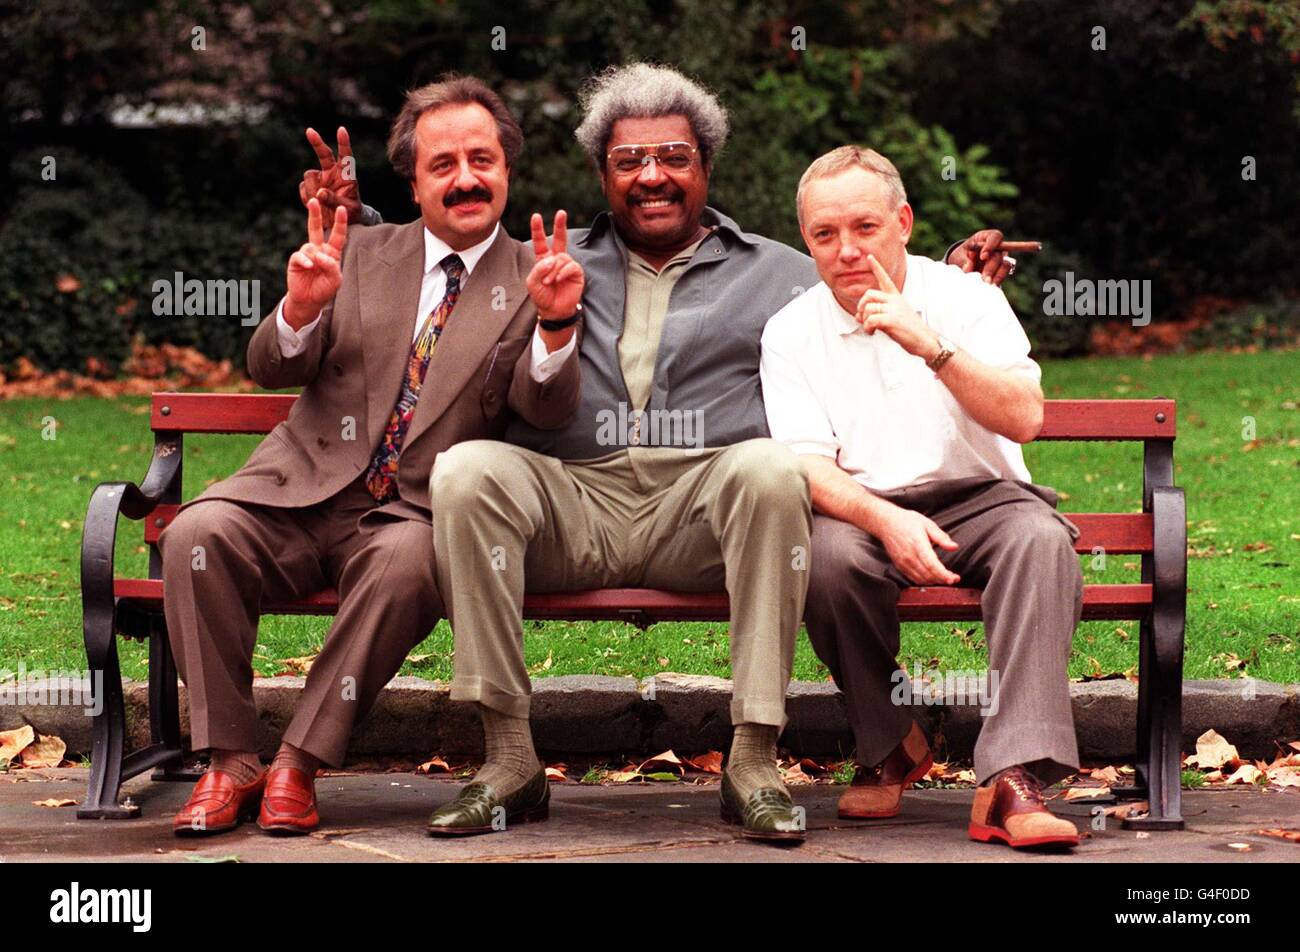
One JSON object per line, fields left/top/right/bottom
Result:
{"left": 426, "top": 802, "right": 549, "bottom": 837}
{"left": 173, "top": 801, "right": 262, "bottom": 837}
{"left": 837, "top": 752, "right": 935, "bottom": 820}
{"left": 968, "top": 822, "right": 1079, "bottom": 850}
{"left": 719, "top": 804, "right": 806, "bottom": 843}
{"left": 257, "top": 817, "right": 319, "bottom": 835}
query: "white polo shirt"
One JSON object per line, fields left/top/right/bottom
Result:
{"left": 759, "top": 253, "right": 1039, "bottom": 492}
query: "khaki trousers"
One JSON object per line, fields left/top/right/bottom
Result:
{"left": 429, "top": 439, "right": 812, "bottom": 726}
{"left": 804, "top": 477, "right": 1083, "bottom": 785}
{"left": 160, "top": 479, "right": 443, "bottom": 766}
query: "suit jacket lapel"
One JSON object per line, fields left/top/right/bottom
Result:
{"left": 359, "top": 220, "right": 427, "bottom": 451}
{"left": 403, "top": 228, "right": 525, "bottom": 449}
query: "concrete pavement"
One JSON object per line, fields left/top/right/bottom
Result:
{"left": 3, "top": 767, "right": 1296, "bottom": 863}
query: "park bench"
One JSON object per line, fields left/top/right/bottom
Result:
{"left": 78, "top": 392, "right": 1187, "bottom": 830}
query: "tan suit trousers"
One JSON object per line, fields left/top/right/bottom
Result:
{"left": 429, "top": 439, "right": 812, "bottom": 726}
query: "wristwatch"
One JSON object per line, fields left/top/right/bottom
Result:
{"left": 926, "top": 334, "right": 956, "bottom": 373}
{"left": 539, "top": 301, "right": 582, "bottom": 332}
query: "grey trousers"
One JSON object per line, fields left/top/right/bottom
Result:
{"left": 429, "top": 439, "right": 812, "bottom": 727}
{"left": 804, "top": 477, "right": 1083, "bottom": 785}
{"left": 160, "top": 480, "right": 444, "bottom": 766}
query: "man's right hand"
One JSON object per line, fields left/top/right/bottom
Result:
{"left": 298, "top": 126, "right": 363, "bottom": 221}
{"left": 284, "top": 199, "right": 348, "bottom": 329}
{"left": 875, "top": 505, "right": 961, "bottom": 586}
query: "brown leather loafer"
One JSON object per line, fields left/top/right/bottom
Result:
{"left": 172, "top": 768, "right": 267, "bottom": 836}
{"left": 969, "top": 765, "right": 1079, "bottom": 850}
{"left": 838, "top": 721, "right": 933, "bottom": 819}
{"left": 257, "top": 767, "right": 320, "bottom": 835}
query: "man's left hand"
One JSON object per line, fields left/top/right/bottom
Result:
{"left": 947, "top": 229, "right": 1015, "bottom": 286}
{"left": 856, "top": 255, "right": 939, "bottom": 361}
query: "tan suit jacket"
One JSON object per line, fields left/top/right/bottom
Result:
{"left": 191, "top": 220, "right": 581, "bottom": 524}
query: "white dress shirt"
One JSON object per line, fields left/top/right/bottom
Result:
{"left": 276, "top": 223, "right": 575, "bottom": 382}
{"left": 760, "top": 253, "right": 1040, "bottom": 492}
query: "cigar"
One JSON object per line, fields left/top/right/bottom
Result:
{"left": 993, "top": 241, "right": 1042, "bottom": 253}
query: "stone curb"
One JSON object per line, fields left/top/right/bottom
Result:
{"left": 2, "top": 675, "right": 1297, "bottom": 762}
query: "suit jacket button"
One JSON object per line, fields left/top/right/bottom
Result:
{"left": 485, "top": 389, "right": 497, "bottom": 403}
{"left": 274, "top": 473, "right": 286, "bottom": 486}
{"left": 316, "top": 437, "right": 328, "bottom": 448}
{"left": 333, "top": 363, "right": 344, "bottom": 375}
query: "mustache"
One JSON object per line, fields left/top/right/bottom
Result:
{"left": 444, "top": 186, "right": 493, "bottom": 207}
{"left": 628, "top": 187, "right": 682, "bottom": 203}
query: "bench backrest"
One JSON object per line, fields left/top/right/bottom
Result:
{"left": 141, "top": 392, "right": 1176, "bottom": 556}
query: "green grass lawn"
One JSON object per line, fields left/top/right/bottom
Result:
{"left": 2, "top": 349, "right": 1297, "bottom": 686}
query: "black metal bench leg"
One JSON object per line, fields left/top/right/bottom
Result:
{"left": 1124, "top": 611, "right": 1185, "bottom": 829}
{"left": 147, "top": 621, "right": 203, "bottom": 782}
{"left": 1113, "top": 616, "right": 1152, "bottom": 801}
{"left": 78, "top": 629, "right": 140, "bottom": 819}
{"left": 1124, "top": 485, "right": 1186, "bottom": 830}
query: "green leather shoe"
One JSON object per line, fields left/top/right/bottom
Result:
{"left": 719, "top": 770, "right": 806, "bottom": 843}
{"left": 427, "top": 768, "right": 549, "bottom": 836}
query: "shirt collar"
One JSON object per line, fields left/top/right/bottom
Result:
{"left": 423, "top": 222, "right": 500, "bottom": 276}
{"left": 576, "top": 205, "right": 761, "bottom": 250}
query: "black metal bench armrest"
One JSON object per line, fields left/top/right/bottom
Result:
{"left": 81, "top": 434, "right": 182, "bottom": 636}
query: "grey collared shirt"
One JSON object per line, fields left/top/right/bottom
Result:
{"left": 505, "top": 207, "right": 819, "bottom": 461}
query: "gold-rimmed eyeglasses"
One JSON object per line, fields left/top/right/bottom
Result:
{"left": 606, "top": 142, "right": 698, "bottom": 175}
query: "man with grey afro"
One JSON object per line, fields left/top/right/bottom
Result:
{"left": 343, "top": 64, "right": 1015, "bottom": 846}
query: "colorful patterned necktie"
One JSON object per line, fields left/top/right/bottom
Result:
{"left": 364, "top": 253, "right": 466, "bottom": 502}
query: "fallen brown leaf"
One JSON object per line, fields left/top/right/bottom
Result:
{"left": 779, "top": 762, "right": 815, "bottom": 785}
{"left": 1184, "top": 729, "right": 1239, "bottom": 770}
{"left": 1256, "top": 828, "right": 1300, "bottom": 843}
{"left": 415, "top": 756, "right": 455, "bottom": 774}
{"left": 1222, "top": 764, "right": 1262, "bottom": 785}
{"left": 33, "top": 798, "right": 77, "bottom": 807}
{"left": 1088, "top": 765, "right": 1122, "bottom": 785}
{"left": 0, "top": 725, "right": 36, "bottom": 763}
{"left": 544, "top": 763, "right": 568, "bottom": 782}
{"left": 1103, "top": 801, "right": 1149, "bottom": 819}
{"left": 683, "top": 751, "right": 723, "bottom": 775}
{"left": 276, "top": 653, "right": 318, "bottom": 676}
{"left": 1265, "top": 765, "right": 1300, "bottom": 788}
{"left": 1064, "top": 786, "right": 1111, "bottom": 801}
{"left": 18, "top": 732, "right": 66, "bottom": 768}
{"left": 637, "top": 750, "right": 684, "bottom": 775}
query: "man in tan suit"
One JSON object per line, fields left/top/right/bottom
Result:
{"left": 160, "top": 75, "right": 584, "bottom": 836}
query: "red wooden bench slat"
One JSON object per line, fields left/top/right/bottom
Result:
{"left": 151, "top": 392, "right": 297, "bottom": 434}
{"left": 1034, "top": 399, "right": 1175, "bottom": 440}
{"left": 143, "top": 505, "right": 1155, "bottom": 553}
{"left": 113, "top": 578, "right": 1153, "bottom": 622}
{"left": 149, "top": 393, "right": 1176, "bottom": 440}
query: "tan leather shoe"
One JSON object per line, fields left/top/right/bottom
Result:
{"left": 172, "top": 768, "right": 267, "bottom": 836}
{"left": 257, "top": 767, "right": 320, "bottom": 834}
{"left": 838, "top": 721, "right": 933, "bottom": 819}
{"left": 969, "top": 765, "right": 1079, "bottom": 850}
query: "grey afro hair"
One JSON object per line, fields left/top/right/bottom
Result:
{"left": 574, "top": 64, "right": 730, "bottom": 168}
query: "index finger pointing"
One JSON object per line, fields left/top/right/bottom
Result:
{"left": 306, "top": 127, "right": 335, "bottom": 170}
{"left": 866, "top": 254, "right": 899, "bottom": 294}
{"left": 530, "top": 213, "right": 548, "bottom": 256}
{"left": 551, "top": 210, "right": 568, "bottom": 255}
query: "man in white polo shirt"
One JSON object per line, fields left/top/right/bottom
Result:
{"left": 760, "top": 145, "right": 1083, "bottom": 851}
